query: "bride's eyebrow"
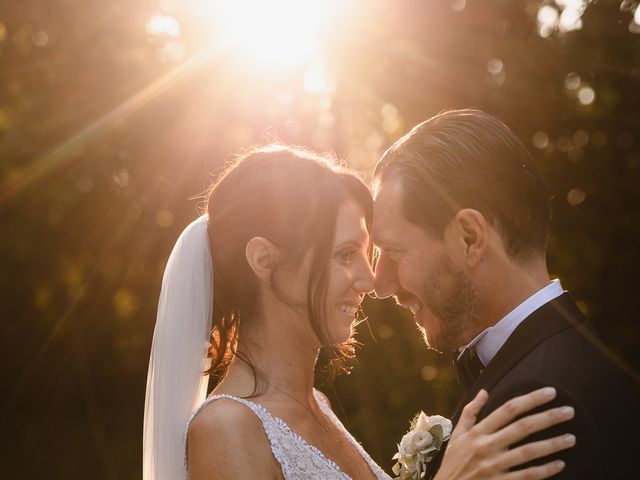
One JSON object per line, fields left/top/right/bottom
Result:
{"left": 333, "top": 240, "right": 363, "bottom": 250}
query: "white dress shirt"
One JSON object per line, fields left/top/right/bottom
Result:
{"left": 460, "top": 279, "right": 565, "bottom": 367}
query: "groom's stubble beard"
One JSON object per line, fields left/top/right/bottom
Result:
{"left": 420, "top": 252, "right": 481, "bottom": 354}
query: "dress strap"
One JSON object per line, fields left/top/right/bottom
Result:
{"left": 184, "top": 394, "right": 287, "bottom": 479}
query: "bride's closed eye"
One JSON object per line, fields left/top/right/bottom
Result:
{"left": 336, "top": 248, "right": 358, "bottom": 264}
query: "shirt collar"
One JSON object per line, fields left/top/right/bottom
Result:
{"left": 459, "top": 279, "right": 565, "bottom": 366}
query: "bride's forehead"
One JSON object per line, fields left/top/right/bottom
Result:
{"left": 333, "top": 202, "right": 369, "bottom": 240}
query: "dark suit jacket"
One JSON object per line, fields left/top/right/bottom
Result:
{"left": 427, "top": 292, "right": 640, "bottom": 479}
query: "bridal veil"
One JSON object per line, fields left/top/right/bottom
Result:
{"left": 143, "top": 215, "right": 213, "bottom": 480}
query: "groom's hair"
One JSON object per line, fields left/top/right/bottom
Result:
{"left": 373, "top": 109, "right": 552, "bottom": 262}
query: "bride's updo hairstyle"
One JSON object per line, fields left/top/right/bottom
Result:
{"left": 205, "top": 145, "right": 372, "bottom": 382}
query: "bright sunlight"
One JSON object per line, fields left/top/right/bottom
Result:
{"left": 201, "top": 0, "right": 345, "bottom": 67}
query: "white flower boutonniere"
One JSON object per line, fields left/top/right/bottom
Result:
{"left": 392, "top": 411, "right": 453, "bottom": 479}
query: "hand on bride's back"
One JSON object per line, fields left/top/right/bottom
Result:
{"left": 435, "top": 387, "right": 575, "bottom": 480}
{"left": 187, "top": 398, "right": 280, "bottom": 480}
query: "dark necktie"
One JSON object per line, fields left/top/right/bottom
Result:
{"left": 453, "top": 346, "right": 485, "bottom": 392}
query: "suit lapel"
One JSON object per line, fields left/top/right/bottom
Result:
{"left": 428, "top": 294, "right": 586, "bottom": 479}
{"left": 451, "top": 292, "right": 585, "bottom": 423}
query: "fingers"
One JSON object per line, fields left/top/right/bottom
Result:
{"left": 496, "top": 433, "right": 575, "bottom": 472}
{"left": 502, "top": 459, "right": 566, "bottom": 479}
{"left": 490, "top": 405, "right": 575, "bottom": 448}
{"left": 453, "top": 389, "right": 489, "bottom": 436}
{"left": 476, "top": 387, "right": 557, "bottom": 434}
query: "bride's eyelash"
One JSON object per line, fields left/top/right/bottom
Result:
{"left": 333, "top": 247, "right": 358, "bottom": 262}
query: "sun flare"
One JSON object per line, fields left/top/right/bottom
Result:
{"left": 202, "top": 0, "right": 342, "bottom": 67}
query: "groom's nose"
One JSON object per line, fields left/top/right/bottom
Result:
{"left": 373, "top": 252, "right": 398, "bottom": 299}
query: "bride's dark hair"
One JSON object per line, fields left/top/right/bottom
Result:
{"left": 205, "top": 145, "right": 372, "bottom": 385}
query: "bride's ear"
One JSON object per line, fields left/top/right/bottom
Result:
{"left": 245, "top": 237, "right": 280, "bottom": 282}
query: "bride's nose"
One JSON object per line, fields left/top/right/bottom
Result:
{"left": 373, "top": 251, "right": 398, "bottom": 299}
{"left": 353, "top": 257, "right": 375, "bottom": 294}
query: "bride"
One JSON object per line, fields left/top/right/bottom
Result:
{"left": 144, "top": 145, "right": 575, "bottom": 480}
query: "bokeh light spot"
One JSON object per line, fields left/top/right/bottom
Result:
{"left": 366, "top": 132, "right": 384, "bottom": 152}
{"left": 532, "top": 131, "right": 550, "bottom": 149}
{"left": 558, "top": 0, "right": 586, "bottom": 32}
{"left": 381, "top": 103, "right": 398, "bottom": 119}
{"left": 113, "top": 289, "right": 141, "bottom": 319}
{"left": 557, "top": 136, "right": 573, "bottom": 152}
{"left": 620, "top": 0, "right": 635, "bottom": 12}
{"left": 381, "top": 103, "right": 400, "bottom": 134}
{"left": 564, "top": 72, "right": 581, "bottom": 90}
{"left": 567, "top": 188, "right": 586, "bottom": 206}
{"left": 572, "top": 130, "right": 589, "bottom": 147}
{"left": 421, "top": 366, "right": 438, "bottom": 381}
{"left": 577, "top": 86, "right": 595, "bottom": 105}
{"left": 318, "top": 111, "right": 335, "bottom": 129}
{"left": 156, "top": 210, "right": 174, "bottom": 228}
{"left": 537, "top": 5, "right": 559, "bottom": 37}
{"left": 567, "top": 146, "right": 584, "bottom": 162}
{"left": 31, "top": 30, "right": 48, "bottom": 47}
{"left": 112, "top": 168, "right": 130, "bottom": 189}
{"left": 146, "top": 14, "right": 180, "bottom": 37}
{"left": 487, "top": 58, "right": 504, "bottom": 74}
{"left": 377, "top": 324, "right": 394, "bottom": 340}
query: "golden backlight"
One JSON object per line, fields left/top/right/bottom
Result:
{"left": 202, "top": 0, "right": 345, "bottom": 67}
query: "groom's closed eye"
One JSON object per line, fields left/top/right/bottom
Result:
{"left": 381, "top": 248, "right": 402, "bottom": 262}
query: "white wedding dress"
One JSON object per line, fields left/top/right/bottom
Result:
{"left": 184, "top": 388, "right": 392, "bottom": 480}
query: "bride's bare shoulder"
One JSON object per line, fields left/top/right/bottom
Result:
{"left": 187, "top": 398, "right": 279, "bottom": 480}
{"left": 189, "top": 396, "right": 262, "bottom": 434}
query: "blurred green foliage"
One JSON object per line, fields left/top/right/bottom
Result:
{"left": 1, "top": 0, "right": 639, "bottom": 478}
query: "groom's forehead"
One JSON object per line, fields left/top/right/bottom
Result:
{"left": 373, "top": 179, "right": 403, "bottom": 210}
{"left": 371, "top": 215, "right": 404, "bottom": 247}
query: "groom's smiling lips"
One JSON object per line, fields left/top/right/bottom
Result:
{"left": 395, "top": 292, "right": 424, "bottom": 314}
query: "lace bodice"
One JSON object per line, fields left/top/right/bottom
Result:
{"left": 184, "top": 389, "right": 391, "bottom": 480}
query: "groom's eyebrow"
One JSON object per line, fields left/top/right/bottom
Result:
{"left": 373, "top": 236, "right": 398, "bottom": 250}
{"left": 373, "top": 240, "right": 390, "bottom": 250}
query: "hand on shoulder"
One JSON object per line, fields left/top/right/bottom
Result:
{"left": 435, "top": 387, "right": 575, "bottom": 480}
{"left": 187, "top": 398, "right": 280, "bottom": 480}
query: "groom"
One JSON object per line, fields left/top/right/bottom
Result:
{"left": 371, "top": 109, "right": 640, "bottom": 478}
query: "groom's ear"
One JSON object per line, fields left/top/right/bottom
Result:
{"left": 245, "top": 237, "right": 280, "bottom": 282}
{"left": 452, "top": 209, "right": 487, "bottom": 267}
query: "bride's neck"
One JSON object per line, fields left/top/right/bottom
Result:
{"left": 221, "top": 312, "right": 320, "bottom": 403}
